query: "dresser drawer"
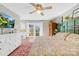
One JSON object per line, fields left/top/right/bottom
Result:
{"left": 0, "top": 37, "right": 5, "bottom": 42}
{"left": 0, "top": 33, "right": 22, "bottom": 56}
{"left": 0, "top": 46, "right": 10, "bottom": 56}
{"left": 0, "top": 40, "right": 6, "bottom": 46}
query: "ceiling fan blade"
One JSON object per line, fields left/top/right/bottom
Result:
{"left": 30, "top": 3, "right": 36, "bottom": 7}
{"left": 29, "top": 10, "right": 36, "bottom": 14}
{"left": 43, "top": 6, "right": 52, "bottom": 10}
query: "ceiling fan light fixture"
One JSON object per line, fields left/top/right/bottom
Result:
{"left": 36, "top": 10, "right": 42, "bottom": 14}
{"left": 29, "top": 3, "right": 52, "bottom": 16}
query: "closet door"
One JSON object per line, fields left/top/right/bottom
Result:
{"left": 28, "top": 22, "right": 43, "bottom": 37}
{"left": 29, "top": 24, "right": 34, "bottom": 36}
{"left": 35, "top": 25, "right": 40, "bottom": 36}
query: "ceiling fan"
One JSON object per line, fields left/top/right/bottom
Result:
{"left": 29, "top": 3, "right": 52, "bottom": 16}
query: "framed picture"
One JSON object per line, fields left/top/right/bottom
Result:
{"left": 0, "top": 14, "right": 15, "bottom": 28}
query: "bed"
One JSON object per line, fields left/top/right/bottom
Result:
{"left": 28, "top": 32, "right": 79, "bottom": 56}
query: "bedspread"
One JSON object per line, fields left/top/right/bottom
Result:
{"left": 28, "top": 33, "right": 79, "bottom": 56}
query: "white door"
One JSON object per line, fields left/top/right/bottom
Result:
{"left": 27, "top": 22, "right": 43, "bottom": 37}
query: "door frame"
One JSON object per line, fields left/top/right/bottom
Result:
{"left": 27, "top": 22, "right": 43, "bottom": 37}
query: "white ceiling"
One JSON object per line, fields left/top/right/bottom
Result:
{"left": 1, "top": 3, "right": 78, "bottom": 20}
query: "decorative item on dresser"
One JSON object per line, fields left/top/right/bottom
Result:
{"left": 49, "top": 21, "right": 58, "bottom": 36}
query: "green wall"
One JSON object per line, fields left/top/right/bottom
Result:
{"left": 58, "top": 18, "right": 79, "bottom": 34}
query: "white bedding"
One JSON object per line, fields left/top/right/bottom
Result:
{"left": 28, "top": 33, "right": 79, "bottom": 56}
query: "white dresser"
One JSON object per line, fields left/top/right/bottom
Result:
{"left": 0, "top": 33, "right": 22, "bottom": 56}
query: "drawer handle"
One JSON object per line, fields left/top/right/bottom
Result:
{"left": 0, "top": 48, "right": 1, "bottom": 50}
{"left": 0, "top": 41, "right": 2, "bottom": 43}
